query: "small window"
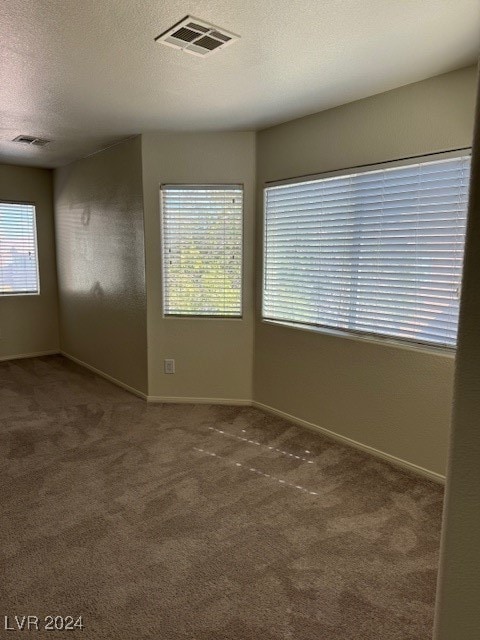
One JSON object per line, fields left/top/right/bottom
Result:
{"left": 263, "top": 154, "right": 470, "bottom": 349}
{"left": 0, "top": 201, "right": 40, "bottom": 296}
{"left": 161, "top": 185, "right": 243, "bottom": 317}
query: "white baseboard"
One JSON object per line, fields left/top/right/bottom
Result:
{"left": 147, "top": 395, "right": 251, "bottom": 406}
{"left": 0, "top": 349, "right": 60, "bottom": 362}
{"left": 4, "top": 349, "right": 444, "bottom": 482}
{"left": 252, "top": 400, "right": 445, "bottom": 484}
{"left": 60, "top": 351, "right": 148, "bottom": 400}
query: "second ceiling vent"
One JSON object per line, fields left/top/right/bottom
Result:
{"left": 155, "top": 16, "right": 239, "bottom": 57}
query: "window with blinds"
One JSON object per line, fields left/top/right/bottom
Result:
{"left": 161, "top": 185, "right": 243, "bottom": 317}
{"left": 0, "top": 202, "right": 39, "bottom": 296}
{"left": 263, "top": 154, "right": 470, "bottom": 348}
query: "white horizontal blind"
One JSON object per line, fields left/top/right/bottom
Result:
{"left": 263, "top": 155, "right": 471, "bottom": 348}
{"left": 162, "top": 185, "right": 243, "bottom": 316}
{"left": 0, "top": 202, "right": 39, "bottom": 295}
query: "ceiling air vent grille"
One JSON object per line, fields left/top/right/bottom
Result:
{"left": 13, "top": 135, "right": 50, "bottom": 147}
{"left": 155, "top": 16, "right": 239, "bottom": 57}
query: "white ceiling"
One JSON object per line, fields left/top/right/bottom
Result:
{"left": 1, "top": 0, "right": 478, "bottom": 168}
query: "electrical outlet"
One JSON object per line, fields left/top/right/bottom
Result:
{"left": 164, "top": 359, "right": 175, "bottom": 374}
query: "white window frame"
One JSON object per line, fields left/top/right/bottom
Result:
{"left": 160, "top": 184, "right": 244, "bottom": 319}
{"left": 262, "top": 149, "right": 471, "bottom": 353}
{"left": 0, "top": 199, "right": 40, "bottom": 297}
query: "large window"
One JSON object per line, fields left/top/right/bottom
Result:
{"left": 0, "top": 201, "right": 39, "bottom": 295}
{"left": 161, "top": 185, "right": 243, "bottom": 317}
{"left": 263, "top": 154, "right": 470, "bottom": 348}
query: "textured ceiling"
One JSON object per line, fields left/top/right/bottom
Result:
{"left": 1, "top": 0, "right": 479, "bottom": 168}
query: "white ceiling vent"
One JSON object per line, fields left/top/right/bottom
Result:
{"left": 12, "top": 135, "right": 50, "bottom": 147}
{"left": 155, "top": 16, "right": 239, "bottom": 57}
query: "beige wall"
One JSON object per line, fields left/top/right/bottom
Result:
{"left": 141, "top": 132, "right": 255, "bottom": 401}
{"left": 434, "top": 67, "right": 480, "bottom": 640}
{"left": 254, "top": 66, "right": 478, "bottom": 477}
{"left": 0, "top": 164, "right": 59, "bottom": 359}
{"left": 54, "top": 137, "right": 148, "bottom": 394}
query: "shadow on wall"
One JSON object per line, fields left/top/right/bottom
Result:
{"left": 81, "top": 204, "right": 91, "bottom": 226}
{"left": 90, "top": 281, "right": 104, "bottom": 298}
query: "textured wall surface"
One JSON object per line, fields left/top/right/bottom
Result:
{"left": 255, "top": 66, "right": 478, "bottom": 477}
{"left": 142, "top": 132, "right": 255, "bottom": 401}
{"left": 54, "top": 137, "right": 148, "bottom": 394}
{"left": 0, "top": 164, "right": 59, "bottom": 359}
{"left": 434, "top": 67, "right": 480, "bottom": 640}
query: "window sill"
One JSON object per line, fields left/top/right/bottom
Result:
{"left": 163, "top": 315, "right": 243, "bottom": 321}
{"left": 1, "top": 292, "right": 40, "bottom": 298}
{"left": 261, "top": 319, "right": 455, "bottom": 358}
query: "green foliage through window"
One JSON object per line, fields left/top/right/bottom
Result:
{"left": 161, "top": 186, "right": 243, "bottom": 316}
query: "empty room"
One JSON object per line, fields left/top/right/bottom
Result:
{"left": 1, "top": 1, "right": 480, "bottom": 638}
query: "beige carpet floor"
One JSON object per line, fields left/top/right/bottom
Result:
{"left": 0, "top": 356, "right": 444, "bottom": 639}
